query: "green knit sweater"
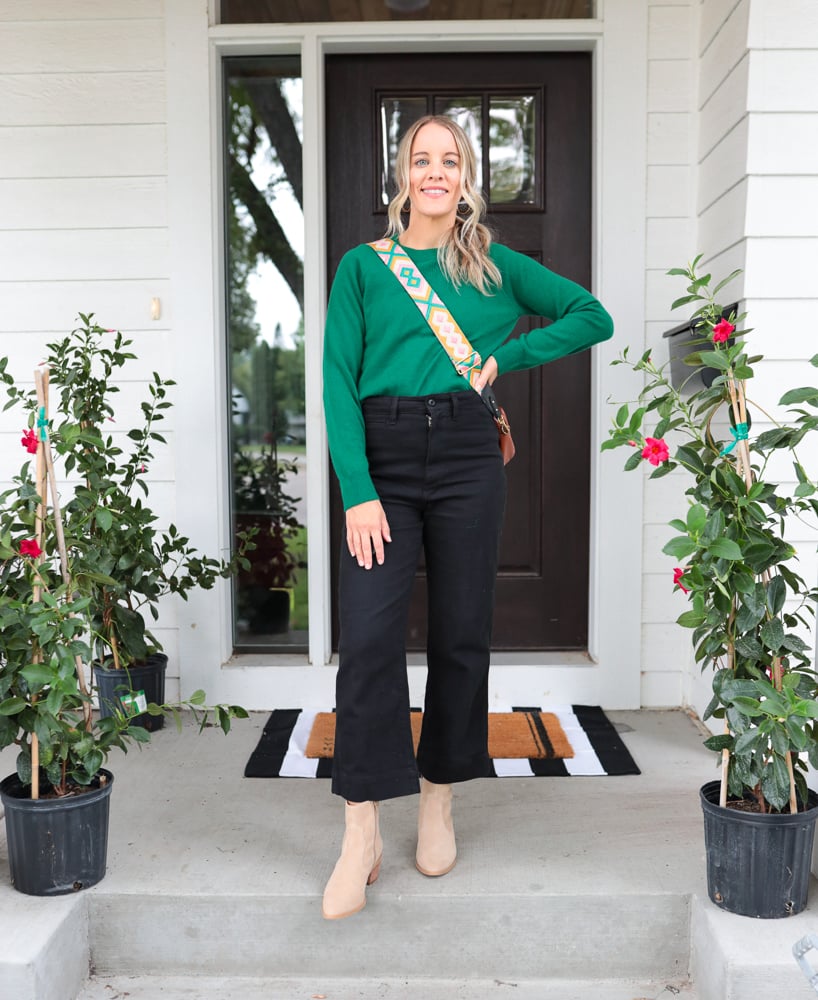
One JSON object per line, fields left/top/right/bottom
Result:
{"left": 323, "top": 241, "right": 614, "bottom": 509}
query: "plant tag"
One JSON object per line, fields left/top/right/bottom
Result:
{"left": 120, "top": 689, "right": 148, "bottom": 716}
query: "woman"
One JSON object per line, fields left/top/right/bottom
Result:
{"left": 321, "top": 115, "right": 613, "bottom": 920}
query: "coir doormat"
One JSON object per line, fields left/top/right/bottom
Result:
{"left": 244, "top": 705, "right": 640, "bottom": 778}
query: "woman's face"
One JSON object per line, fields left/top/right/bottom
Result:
{"left": 406, "top": 122, "right": 463, "bottom": 225}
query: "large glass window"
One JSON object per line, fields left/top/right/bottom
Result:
{"left": 220, "top": 1, "right": 595, "bottom": 23}
{"left": 224, "top": 57, "right": 307, "bottom": 652}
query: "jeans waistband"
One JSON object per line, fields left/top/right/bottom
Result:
{"left": 362, "top": 391, "right": 480, "bottom": 421}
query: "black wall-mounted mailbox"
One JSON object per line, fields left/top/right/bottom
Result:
{"left": 662, "top": 303, "right": 738, "bottom": 391}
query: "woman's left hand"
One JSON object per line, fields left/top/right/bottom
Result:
{"left": 474, "top": 355, "right": 498, "bottom": 392}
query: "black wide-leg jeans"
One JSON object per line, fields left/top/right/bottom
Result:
{"left": 332, "top": 391, "right": 507, "bottom": 803}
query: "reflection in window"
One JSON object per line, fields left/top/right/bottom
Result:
{"left": 224, "top": 57, "right": 307, "bottom": 652}
{"left": 379, "top": 97, "right": 428, "bottom": 205}
{"left": 489, "top": 95, "right": 536, "bottom": 204}
{"left": 434, "top": 96, "right": 483, "bottom": 191}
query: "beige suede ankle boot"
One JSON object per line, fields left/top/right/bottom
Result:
{"left": 416, "top": 778, "right": 456, "bottom": 877}
{"left": 322, "top": 800, "right": 382, "bottom": 919}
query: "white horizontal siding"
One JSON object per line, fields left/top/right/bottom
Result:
{"left": 698, "top": 114, "right": 748, "bottom": 213}
{"left": 649, "top": 4, "right": 695, "bottom": 59}
{"left": 699, "top": 50, "right": 749, "bottom": 158}
{"left": 745, "top": 176, "right": 818, "bottom": 236}
{"left": 0, "top": 280, "right": 172, "bottom": 332}
{"left": 0, "top": 125, "right": 167, "bottom": 179}
{"left": 744, "top": 237, "right": 818, "bottom": 297}
{"left": 0, "top": 20, "right": 165, "bottom": 73}
{"left": 747, "top": 50, "right": 818, "bottom": 111}
{"left": 0, "top": 1, "right": 164, "bottom": 20}
{"left": 698, "top": 177, "right": 747, "bottom": 258}
{"left": 0, "top": 178, "right": 168, "bottom": 229}
{"left": 743, "top": 299, "right": 818, "bottom": 358}
{"left": 0, "top": 73, "right": 165, "bottom": 126}
{"left": 0, "top": 329, "right": 174, "bottom": 381}
{"left": 646, "top": 164, "right": 693, "bottom": 216}
{"left": 0, "top": 229, "right": 168, "bottom": 281}
{"left": 700, "top": 0, "right": 743, "bottom": 53}
{"left": 747, "top": 0, "right": 818, "bottom": 48}
{"left": 698, "top": 0, "right": 748, "bottom": 105}
{"left": 747, "top": 114, "right": 818, "bottom": 174}
{"left": 647, "top": 112, "right": 694, "bottom": 164}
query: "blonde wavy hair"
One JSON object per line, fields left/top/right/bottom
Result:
{"left": 386, "top": 115, "right": 502, "bottom": 295}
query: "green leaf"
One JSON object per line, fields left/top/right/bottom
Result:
{"left": 623, "top": 451, "right": 642, "bottom": 472}
{"left": 95, "top": 507, "right": 113, "bottom": 532}
{"left": 780, "top": 387, "right": 818, "bottom": 407}
{"left": 686, "top": 504, "right": 707, "bottom": 534}
{"left": 759, "top": 618, "right": 785, "bottom": 653}
{"left": 766, "top": 576, "right": 786, "bottom": 616}
{"left": 707, "top": 538, "right": 743, "bottom": 560}
{"left": 760, "top": 754, "right": 791, "bottom": 812}
{"left": 0, "top": 697, "right": 27, "bottom": 716}
{"left": 20, "top": 663, "right": 57, "bottom": 690}
{"left": 703, "top": 734, "right": 733, "bottom": 752}
{"left": 662, "top": 536, "right": 698, "bottom": 559}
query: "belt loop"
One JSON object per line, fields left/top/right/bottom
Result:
{"left": 451, "top": 393, "right": 459, "bottom": 420}
{"left": 389, "top": 396, "right": 399, "bottom": 424}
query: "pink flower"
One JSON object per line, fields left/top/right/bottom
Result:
{"left": 673, "top": 567, "right": 689, "bottom": 594}
{"left": 21, "top": 429, "right": 38, "bottom": 454}
{"left": 712, "top": 319, "right": 734, "bottom": 343}
{"left": 642, "top": 437, "right": 669, "bottom": 466}
{"left": 19, "top": 539, "right": 42, "bottom": 558}
{"left": 627, "top": 439, "right": 638, "bottom": 447}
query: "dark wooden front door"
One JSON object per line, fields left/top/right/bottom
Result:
{"left": 325, "top": 52, "right": 592, "bottom": 651}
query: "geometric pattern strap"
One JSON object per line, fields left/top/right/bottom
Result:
{"left": 368, "top": 238, "right": 483, "bottom": 390}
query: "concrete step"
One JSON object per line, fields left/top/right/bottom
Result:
{"left": 86, "top": 887, "right": 691, "bottom": 981}
{"left": 77, "top": 974, "right": 698, "bottom": 1000}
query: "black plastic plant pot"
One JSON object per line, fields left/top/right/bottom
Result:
{"left": 0, "top": 769, "right": 114, "bottom": 896}
{"left": 96, "top": 652, "right": 168, "bottom": 731}
{"left": 700, "top": 780, "right": 818, "bottom": 918}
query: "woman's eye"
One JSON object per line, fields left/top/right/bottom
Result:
{"left": 444, "top": 159, "right": 457, "bottom": 168}
{"left": 414, "top": 158, "right": 428, "bottom": 167}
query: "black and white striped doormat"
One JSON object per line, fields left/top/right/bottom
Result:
{"left": 244, "top": 705, "right": 640, "bottom": 779}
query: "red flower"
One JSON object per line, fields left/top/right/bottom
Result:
{"left": 642, "top": 437, "right": 669, "bottom": 466}
{"left": 673, "top": 567, "right": 689, "bottom": 594}
{"left": 712, "top": 319, "right": 734, "bottom": 343}
{"left": 19, "top": 539, "right": 42, "bottom": 558}
{"left": 21, "top": 429, "right": 38, "bottom": 454}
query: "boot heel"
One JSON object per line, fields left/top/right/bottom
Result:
{"left": 367, "top": 854, "right": 383, "bottom": 885}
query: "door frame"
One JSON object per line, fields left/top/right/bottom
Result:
{"left": 168, "top": 0, "right": 647, "bottom": 710}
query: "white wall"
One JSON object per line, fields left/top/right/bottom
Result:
{"left": 640, "top": 0, "right": 700, "bottom": 707}
{"left": 0, "top": 0, "right": 182, "bottom": 699}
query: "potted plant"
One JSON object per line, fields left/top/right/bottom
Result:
{"left": 603, "top": 256, "right": 818, "bottom": 918}
{"left": 232, "top": 434, "right": 303, "bottom": 635}
{"left": 0, "top": 361, "right": 247, "bottom": 896}
{"left": 4, "top": 316, "right": 249, "bottom": 729}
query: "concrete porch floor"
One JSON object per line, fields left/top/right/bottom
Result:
{"left": 2, "top": 709, "right": 818, "bottom": 1000}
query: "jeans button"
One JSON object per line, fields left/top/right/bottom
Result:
{"left": 427, "top": 398, "right": 436, "bottom": 407}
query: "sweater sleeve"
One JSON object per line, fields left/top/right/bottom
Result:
{"left": 322, "top": 250, "right": 380, "bottom": 511}
{"left": 491, "top": 246, "right": 613, "bottom": 374}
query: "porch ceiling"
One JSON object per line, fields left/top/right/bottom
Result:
{"left": 220, "top": 0, "right": 595, "bottom": 24}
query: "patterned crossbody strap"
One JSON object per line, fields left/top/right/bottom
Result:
{"left": 367, "top": 238, "right": 483, "bottom": 391}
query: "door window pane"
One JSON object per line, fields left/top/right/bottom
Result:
{"left": 379, "top": 96, "right": 429, "bottom": 206}
{"left": 224, "top": 56, "right": 307, "bottom": 652}
{"left": 489, "top": 94, "right": 537, "bottom": 205}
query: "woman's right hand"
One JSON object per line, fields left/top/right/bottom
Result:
{"left": 345, "top": 499, "right": 391, "bottom": 569}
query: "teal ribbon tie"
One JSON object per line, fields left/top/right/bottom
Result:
{"left": 36, "top": 405, "right": 48, "bottom": 442}
{"left": 720, "top": 421, "right": 748, "bottom": 456}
